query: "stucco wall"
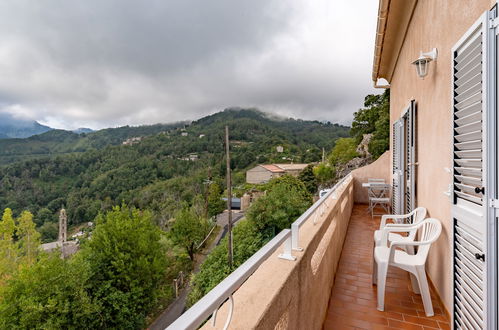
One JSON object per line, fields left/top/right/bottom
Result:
{"left": 387, "top": 0, "right": 495, "bottom": 312}
{"left": 202, "top": 176, "right": 354, "bottom": 330}
{"left": 351, "top": 151, "right": 390, "bottom": 204}
{"left": 246, "top": 167, "right": 274, "bottom": 184}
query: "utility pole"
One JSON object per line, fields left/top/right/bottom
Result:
{"left": 225, "top": 126, "right": 233, "bottom": 268}
{"left": 203, "top": 167, "right": 212, "bottom": 218}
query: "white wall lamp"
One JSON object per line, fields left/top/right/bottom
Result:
{"left": 412, "top": 48, "right": 438, "bottom": 79}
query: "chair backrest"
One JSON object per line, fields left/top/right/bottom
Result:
{"left": 407, "top": 207, "right": 427, "bottom": 240}
{"left": 368, "top": 178, "right": 385, "bottom": 183}
{"left": 368, "top": 183, "right": 390, "bottom": 198}
{"left": 412, "top": 207, "right": 427, "bottom": 224}
{"left": 414, "top": 218, "right": 442, "bottom": 261}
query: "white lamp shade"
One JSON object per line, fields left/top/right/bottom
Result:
{"left": 412, "top": 49, "right": 437, "bottom": 79}
{"left": 414, "top": 58, "right": 430, "bottom": 78}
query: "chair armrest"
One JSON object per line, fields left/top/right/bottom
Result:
{"left": 390, "top": 241, "right": 423, "bottom": 248}
{"left": 379, "top": 213, "right": 413, "bottom": 229}
{"left": 384, "top": 223, "right": 418, "bottom": 229}
{"left": 387, "top": 238, "right": 426, "bottom": 262}
{"left": 379, "top": 225, "right": 419, "bottom": 246}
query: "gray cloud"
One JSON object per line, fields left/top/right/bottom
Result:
{"left": 0, "top": 0, "right": 378, "bottom": 129}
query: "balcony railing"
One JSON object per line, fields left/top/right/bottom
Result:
{"left": 167, "top": 174, "right": 354, "bottom": 330}
{"left": 291, "top": 174, "right": 350, "bottom": 251}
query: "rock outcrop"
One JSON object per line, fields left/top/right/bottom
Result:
{"left": 356, "top": 134, "right": 372, "bottom": 158}
{"left": 335, "top": 134, "right": 373, "bottom": 180}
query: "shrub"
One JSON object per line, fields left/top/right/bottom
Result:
{"left": 328, "top": 138, "right": 359, "bottom": 165}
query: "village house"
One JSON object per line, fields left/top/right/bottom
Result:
{"left": 245, "top": 163, "right": 308, "bottom": 184}
{"left": 122, "top": 136, "right": 143, "bottom": 145}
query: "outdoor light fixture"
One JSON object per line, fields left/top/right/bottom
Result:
{"left": 412, "top": 48, "right": 438, "bottom": 79}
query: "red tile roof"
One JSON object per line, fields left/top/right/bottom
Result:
{"left": 260, "top": 164, "right": 285, "bottom": 173}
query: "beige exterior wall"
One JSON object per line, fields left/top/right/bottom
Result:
{"left": 351, "top": 151, "right": 390, "bottom": 204}
{"left": 202, "top": 176, "right": 354, "bottom": 330}
{"left": 387, "top": 0, "right": 495, "bottom": 311}
{"left": 246, "top": 165, "right": 305, "bottom": 184}
{"left": 246, "top": 167, "right": 281, "bottom": 184}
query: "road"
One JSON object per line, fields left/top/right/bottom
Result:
{"left": 148, "top": 211, "right": 244, "bottom": 330}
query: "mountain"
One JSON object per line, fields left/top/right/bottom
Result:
{"left": 73, "top": 128, "right": 94, "bottom": 134}
{"left": 0, "top": 123, "right": 186, "bottom": 165}
{"left": 0, "top": 113, "right": 52, "bottom": 138}
{"left": 0, "top": 108, "right": 349, "bottom": 239}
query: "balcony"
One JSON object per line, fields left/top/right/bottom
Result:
{"left": 167, "top": 160, "right": 451, "bottom": 330}
{"left": 324, "top": 204, "right": 450, "bottom": 330}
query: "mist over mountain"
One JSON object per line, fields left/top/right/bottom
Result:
{"left": 73, "top": 128, "right": 94, "bottom": 134}
{"left": 0, "top": 113, "right": 52, "bottom": 138}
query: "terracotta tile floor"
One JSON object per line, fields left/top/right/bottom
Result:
{"left": 323, "top": 204, "right": 450, "bottom": 330}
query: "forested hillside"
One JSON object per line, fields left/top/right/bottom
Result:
{"left": 0, "top": 123, "right": 186, "bottom": 165}
{"left": 0, "top": 108, "right": 349, "bottom": 242}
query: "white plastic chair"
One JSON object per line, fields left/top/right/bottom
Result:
{"left": 372, "top": 207, "right": 427, "bottom": 286}
{"left": 373, "top": 207, "right": 427, "bottom": 248}
{"left": 373, "top": 218, "right": 442, "bottom": 316}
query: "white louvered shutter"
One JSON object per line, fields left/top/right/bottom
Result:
{"left": 405, "top": 101, "right": 416, "bottom": 214}
{"left": 392, "top": 119, "right": 404, "bottom": 214}
{"left": 451, "top": 10, "right": 497, "bottom": 330}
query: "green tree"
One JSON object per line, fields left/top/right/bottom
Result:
{"left": 35, "top": 207, "right": 54, "bottom": 227}
{"left": 83, "top": 205, "right": 169, "bottom": 329}
{"left": 0, "top": 253, "right": 97, "bottom": 329}
{"left": 247, "top": 176, "right": 311, "bottom": 235}
{"left": 313, "top": 163, "right": 335, "bottom": 186}
{"left": 298, "top": 165, "right": 318, "bottom": 194}
{"left": 351, "top": 89, "right": 390, "bottom": 159}
{"left": 207, "top": 183, "right": 225, "bottom": 217}
{"left": 170, "top": 206, "right": 208, "bottom": 261}
{"left": 38, "top": 222, "right": 59, "bottom": 243}
{"left": 0, "top": 208, "right": 17, "bottom": 280}
{"left": 16, "top": 210, "right": 41, "bottom": 266}
{"left": 369, "top": 99, "right": 390, "bottom": 159}
{"left": 187, "top": 219, "right": 264, "bottom": 306}
{"left": 329, "top": 137, "right": 359, "bottom": 165}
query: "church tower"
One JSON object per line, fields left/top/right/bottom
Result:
{"left": 58, "top": 208, "right": 67, "bottom": 243}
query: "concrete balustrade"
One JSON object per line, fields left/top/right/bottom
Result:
{"left": 202, "top": 175, "right": 354, "bottom": 330}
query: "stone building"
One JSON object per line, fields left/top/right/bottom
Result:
{"left": 245, "top": 163, "right": 308, "bottom": 184}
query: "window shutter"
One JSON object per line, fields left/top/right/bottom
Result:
{"left": 405, "top": 101, "right": 416, "bottom": 214}
{"left": 451, "top": 10, "right": 497, "bottom": 329}
{"left": 392, "top": 119, "right": 404, "bottom": 214}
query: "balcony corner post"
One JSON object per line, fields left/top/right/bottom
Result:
{"left": 291, "top": 223, "right": 303, "bottom": 251}
{"left": 278, "top": 236, "right": 296, "bottom": 261}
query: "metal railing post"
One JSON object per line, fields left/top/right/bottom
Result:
{"left": 291, "top": 222, "right": 302, "bottom": 251}
{"left": 278, "top": 236, "right": 296, "bottom": 261}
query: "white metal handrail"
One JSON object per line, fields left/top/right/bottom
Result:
{"left": 166, "top": 229, "right": 292, "bottom": 330}
{"left": 291, "top": 174, "right": 351, "bottom": 251}
{"left": 166, "top": 174, "right": 351, "bottom": 330}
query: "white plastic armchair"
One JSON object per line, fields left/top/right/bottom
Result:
{"left": 374, "top": 207, "right": 427, "bottom": 248}
{"left": 373, "top": 218, "right": 442, "bottom": 317}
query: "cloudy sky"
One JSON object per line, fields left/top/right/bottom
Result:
{"left": 0, "top": 0, "right": 379, "bottom": 130}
